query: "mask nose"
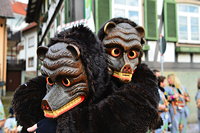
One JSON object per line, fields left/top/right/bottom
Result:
{"left": 41, "top": 100, "right": 52, "bottom": 111}
{"left": 121, "top": 53, "right": 133, "bottom": 73}
{"left": 121, "top": 64, "right": 132, "bottom": 73}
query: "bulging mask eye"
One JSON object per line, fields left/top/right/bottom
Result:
{"left": 46, "top": 77, "right": 54, "bottom": 86}
{"left": 111, "top": 48, "right": 121, "bottom": 57}
{"left": 128, "top": 50, "right": 138, "bottom": 59}
{"left": 62, "top": 78, "right": 71, "bottom": 87}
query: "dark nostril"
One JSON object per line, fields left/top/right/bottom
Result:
{"left": 124, "top": 66, "right": 130, "bottom": 70}
{"left": 41, "top": 100, "right": 52, "bottom": 111}
{"left": 46, "top": 105, "right": 50, "bottom": 110}
{"left": 122, "top": 65, "right": 132, "bottom": 73}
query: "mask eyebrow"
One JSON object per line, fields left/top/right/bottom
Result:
{"left": 105, "top": 32, "right": 141, "bottom": 42}
{"left": 104, "top": 39, "right": 142, "bottom": 52}
{"left": 131, "top": 44, "right": 143, "bottom": 51}
{"left": 104, "top": 43, "right": 123, "bottom": 49}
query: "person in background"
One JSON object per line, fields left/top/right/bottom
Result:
{"left": 166, "top": 74, "right": 188, "bottom": 133}
{"left": 195, "top": 78, "right": 200, "bottom": 133}
{"left": 4, "top": 107, "right": 22, "bottom": 133}
{"left": 181, "top": 85, "right": 190, "bottom": 133}
{"left": 165, "top": 74, "right": 180, "bottom": 133}
{"left": 0, "top": 99, "right": 5, "bottom": 133}
{"left": 153, "top": 69, "right": 161, "bottom": 77}
{"left": 171, "top": 74, "right": 190, "bottom": 133}
{"left": 155, "top": 76, "right": 170, "bottom": 133}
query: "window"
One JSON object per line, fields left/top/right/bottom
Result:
{"left": 28, "top": 36, "right": 35, "bottom": 48}
{"left": 112, "top": 0, "right": 142, "bottom": 25}
{"left": 177, "top": 4, "right": 200, "bottom": 43}
{"left": 28, "top": 57, "right": 34, "bottom": 67}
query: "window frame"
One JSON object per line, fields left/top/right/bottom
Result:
{"left": 177, "top": 4, "right": 200, "bottom": 44}
{"left": 28, "top": 36, "right": 35, "bottom": 48}
{"left": 112, "top": 0, "right": 143, "bottom": 26}
{"left": 28, "top": 57, "right": 34, "bottom": 68}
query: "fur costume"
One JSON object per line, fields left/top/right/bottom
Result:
{"left": 12, "top": 76, "right": 46, "bottom": 131}
{"left": 12, "top": 21, "right": 160, "bottom": 133}
{"left": 56, "top": 18, "right": 160, "bottom": 133}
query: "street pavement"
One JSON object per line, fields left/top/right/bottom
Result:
{"left": 187, "top": 123, "right": 199, "bottom": 133}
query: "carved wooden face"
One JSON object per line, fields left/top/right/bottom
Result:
{"left": 37, "top": 42, "right": 88, "bottom": 118}
{"left": 103, "top": 22, "right": 144, "bottom": 83}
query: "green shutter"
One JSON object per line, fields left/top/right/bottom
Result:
{"left": 57, "top": 14, "right": 60, "bottom": 26}
{"left": 95, "top": 0, "right": 111, "bottom": 32}
{"left": 65, "top": 0, "right": 72, "bottom": 23}
{"left": 144, "top": 0, "right": 158, "bottom": 40}
{"left": 164, "top": 0, "right": 178, "bottom": 42}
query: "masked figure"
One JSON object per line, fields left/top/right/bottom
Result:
{"left": 12, "top": 25, "right": 109, "bottom": 131}
{"left": 13, "top": 18, "right": 160, "bottom": 133}
{"left": 55, "top": 18, "right": 160, "bottom": 133}
{"left": 102, "top": 21, "right": 144, "bottom": 83}
{"left": 37, "top": 42, "right": 88, "bottom": 118}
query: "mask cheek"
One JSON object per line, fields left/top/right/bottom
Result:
{"left": 130, "top": 58, "right": 139, "bottom": 70}
{"left": 107, "top": 55, "right": 123, "bottom": 72}
{"left": 46, "top": 84, "right": 52, "bottom": 93}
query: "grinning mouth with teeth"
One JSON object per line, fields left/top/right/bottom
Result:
{"left": 43, "top": 95, "right": 85, "bottom": 118}
{"left": 113, "top": 71, "right": 133, "bottom": 82}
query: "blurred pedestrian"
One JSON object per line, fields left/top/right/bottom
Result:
{"left": 173, "top": 75, "right": 189, "bottom": 133}
{"left": 152, "top": 69, "right": 161, "bottom": 77}
{"left": 4, "top": 107, "right": 22, "bottom": 133}
{"left": 181, "top": 85, "right": 190, "bottom": 133}
{"left": 165, "top": 74, "right": 181, "bottom": 133}
{"left": 166, "top": 74, "right": 188, "bottom": 133}
{"left": 195, "top": 78, "right": 200, "bottom": 133}
{"left": 0, "top": 99, "right": 5, "bottom": 133}
{"left": 155, "top": 76, "right": 170, "bottom": 133}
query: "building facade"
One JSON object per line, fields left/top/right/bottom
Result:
{"left": 26, "top": 0, "right": 200, "bottom": 122}
{"left": 20, "top": 22, "right": 38, "bottom": 82}
{"left": 0, "top": 0, "right": 13, "bottom": 95}
{"left": 6, "top": 1, "right": 27, "bottom": 91}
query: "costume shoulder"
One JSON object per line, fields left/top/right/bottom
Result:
{"left": 12, "top": 76, "right": 47, "bottom": 129}
{"left": 132, "top": 63, "right": 159, "bottom": 104}
{"left": 130, "top": 63, "right": 161, "bottom": 129}
{"left": 56, "top": 64, "right": 160, "bottom": 133}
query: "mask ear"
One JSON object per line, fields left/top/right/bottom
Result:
{"left": 135, "top": 26, "right": 145, "bottom": 38}
{"left": 37, "top": 46, "right": 49, "bottom": 61}
{"left": 67, "top": 44, "right": 80, "bottom": 60}
{"left": 103, "top": 21, "right": 116, "bottom": 35}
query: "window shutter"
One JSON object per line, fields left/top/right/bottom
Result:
{"left": 164, "top": 0, "right": 178, "bottom": 42}
{"left": 144, "top": 0, "right": 158, "bottom": 40}
{"left": 95, "top": 0, "right": 111, "bottom": 32}
{"left": 57, "top": 14, "right": 60, "bottom": 26}
{"left": 65, "top": 0, "right": 72, "bottom": 23}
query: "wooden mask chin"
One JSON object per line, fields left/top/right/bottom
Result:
{"left": 103, "top": 22, "right": 144, "bottom": 83}
{"left": 37, "top": 42, "right": 88, "bottom": 118}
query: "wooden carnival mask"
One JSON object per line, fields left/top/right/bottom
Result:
{"left": 103, "top": 22, "right": 144, "bottom": 83}
{"left": 37, "top": 42, "right": 88, "bottom": 118}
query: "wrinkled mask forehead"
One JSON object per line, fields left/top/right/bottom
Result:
{"left": 40, "top": 42, "right": 82, "bottom": 80}
{"left": 104, "top": 23, "right": 142, "bottom": 50}
{"left": 103, "top": 22, "right": 144, "bottom": 83}
{"left": 37, "top": 42, "right": 88, "bottom": 118}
